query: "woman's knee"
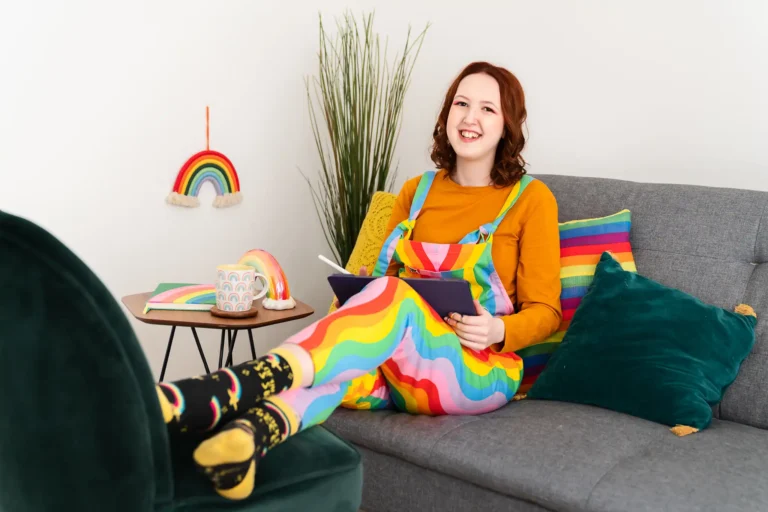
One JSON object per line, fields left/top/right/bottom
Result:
{"left": 355, "top": 276, "right": 417, "bottom": 303}
{"left": 372, "top": 276, "right": 417, "bottom": 295}
{"left": 371, "top": 275, "right": 406, "bottom": 287}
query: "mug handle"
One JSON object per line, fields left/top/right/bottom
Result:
{"left": 251, "top": 273, "right": 269, "bottom": 301}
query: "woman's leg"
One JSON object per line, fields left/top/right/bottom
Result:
{"left": 279, "top": 276, "right": 522, "bottom": 415}
{"left": 378, "top": 319, "right": 523, "bottom": 416}
{"left": 155, "top": 353, "right": 300, "bottom": 434}
{"left": 193, "top": 276, "right": 522, "bottom": 499}
{"left": 154, "top": 276, "right": 399, "bottom": 434}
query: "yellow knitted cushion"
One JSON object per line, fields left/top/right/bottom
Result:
{"left": 328, "top": 191, "right": 397, "bottom": 313}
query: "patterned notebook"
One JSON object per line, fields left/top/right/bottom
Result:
{"left": 143, "top": 283, "right": 216, "bottom": 313}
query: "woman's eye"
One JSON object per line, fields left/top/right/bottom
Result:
{"left": 483, "top": 107, "right": 496, "bottom": 113}
{"left": 453, "top": 101, "right": 468, "bottom": 107}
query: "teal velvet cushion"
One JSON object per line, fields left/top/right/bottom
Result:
{"left": 0, "top": 210, "right": 173, "bottom": 511}
{"left": 167, "top": 425, "right": 362, "bottom": 511}
{"left": 528, "top": 252, "right": 757, "bottom": 434}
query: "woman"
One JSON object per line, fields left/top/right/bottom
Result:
{"left": 156, "top": 61, "right": 562, "bottom": 500}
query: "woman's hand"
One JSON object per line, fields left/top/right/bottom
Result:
{"left": 445, "top": 300, "right": 505, "bottom": 351}
{"left": 332, "top": 266, "right": 368, "bottom": 308}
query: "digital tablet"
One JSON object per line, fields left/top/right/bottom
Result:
{"left": 327, "top": 274, "right": 477, "bottom": 319}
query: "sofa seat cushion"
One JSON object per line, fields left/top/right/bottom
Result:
{"left": 326, "top": 400, "right": 665, "bottom": 510}
{"left": 167, "top": 426, "right": 362, "bottom": 512}
{"left": 325, "top": 400, "right": 768, "bottom": 511}
{"left": 585, "top": 419, "right": 768, "bottom": 512}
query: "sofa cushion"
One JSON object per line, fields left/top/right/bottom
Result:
{"left": 518, "top": 208, "right": 637, "bottom": 393}
{"left": 725, "top": 261, "right": 768, "bottom": 428}
{"left": 535, "top": 174, "right": 768, "bottom": 430}
{"left": 528, "top": 251, "right": 757, "bottom": 433}
{"left": 169, "top": 426, "right": 362, "bottom": 511}
{"left": 326, "top": 400, "right": 768, "bottom": 511}
{"left": 585, "top": 419, "right": 768, "bottom": 512}
{"left": 327, "top": 400, "right": 668, "bottom": 511}
{"left": 355, "top": 446, "right": 551, "bottom": 512}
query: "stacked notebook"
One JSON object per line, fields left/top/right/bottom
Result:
{"left": 143, "top": 283, "right": 216, "bottom": 313}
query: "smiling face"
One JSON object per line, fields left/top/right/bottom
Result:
{"left": 446, "top": 72, "right": 505, "bottom": 166}
{"left": 431, "top": 62, "right": 528, "bottom": 187}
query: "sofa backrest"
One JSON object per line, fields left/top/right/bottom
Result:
{"left": 535, "top": 174, "right": 768, "bottom": 431}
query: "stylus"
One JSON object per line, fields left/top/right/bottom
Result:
{"left": 318, "top": 255, "right": 351, "bottom": 274}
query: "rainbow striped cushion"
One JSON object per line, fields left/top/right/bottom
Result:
{"left": 516, "top": 209, "right": 636, "bottom": 394}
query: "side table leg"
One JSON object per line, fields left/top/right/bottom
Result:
{"left": 218, "top": 329, "right": 225, "bottom": 369}
{"left": 248, "top": 329, "right": 256, "bottom": 360}
{"left": 225, "top": 329, "right": 239, "bottom": 367}
{"left": 159, "top": 326, "right": 176, "bottom": 382}
{"left": 190, "top": 327, "right": 211, "bottom": 374}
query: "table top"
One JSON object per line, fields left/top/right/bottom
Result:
{"left": 121, "top": 292, "right": 315, "bottom": 329}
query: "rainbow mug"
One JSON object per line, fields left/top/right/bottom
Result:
{"left": 215, "top": 264, "right": 268, "bottom": 311}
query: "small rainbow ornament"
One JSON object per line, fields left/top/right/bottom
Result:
{"left": 166, "top": 106, "right": 242, "bottom": 208}
{"left": 237, "top": 249, "right": 297, "bottom": 310}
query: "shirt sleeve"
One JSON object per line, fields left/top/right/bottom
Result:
{"left": 383, "top": 178, "right": 417, "bottom": 276}
{"left": 498, "top": 184, "right": 563, "bottom": 352}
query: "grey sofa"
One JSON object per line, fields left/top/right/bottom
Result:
{"left": 324, "top": 174, "right": 768, "bottom": 512}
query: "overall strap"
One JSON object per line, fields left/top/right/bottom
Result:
{"left": 372, "top": 171, "right": 437, "bottom": 276}
{"left": 459, "top": 174, "right": 535, "bottom": 244}
{"left": 407, "top": 170, "right": 437, "bottom": 221}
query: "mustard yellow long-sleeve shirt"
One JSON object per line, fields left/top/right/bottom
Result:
{"left": 384, "top": 170, "right": 562, "bottom": 353}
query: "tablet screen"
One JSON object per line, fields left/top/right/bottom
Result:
{"left": 328, "top": 275, "right": 476, "bottom": 319}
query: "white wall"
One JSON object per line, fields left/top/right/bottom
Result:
{"left": 2, "top": 0, "right": 766, "bottom": 380}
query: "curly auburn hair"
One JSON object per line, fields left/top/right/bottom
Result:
{"left": 430, "top": 61, "right": 528, "bottom": 188}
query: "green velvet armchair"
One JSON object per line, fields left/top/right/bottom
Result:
{"left": 0, "top": 210, "right": 362, "bottom": 511}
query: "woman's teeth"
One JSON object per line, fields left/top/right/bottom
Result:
{"left": 460, "top": 130, "right": 481, "bottom": 140}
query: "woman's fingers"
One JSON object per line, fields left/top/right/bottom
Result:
{"left": 447, "top": 312, "right": 484, "bottom": 326}
{"left": 455, "top": 324, "right": 487, "bottom": 337}
{"left": 455, "top": 330, "right": 486, "bottom": 343}
{"left": 445, "top": 317, "right": 487, "bottom": 336}
{"left": 458, "top": 337, "right": 486, "bottom": 351}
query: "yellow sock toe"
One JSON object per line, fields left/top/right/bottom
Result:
{"left": 216, "top": 460, "right": 256, "bottom": 501}
{"left": 156, "top": 386, "right": 174, "bottom": 424}
{"left": 193, "top": 425, "right": 258, "bottom": 501}
{"left": 194, "top": 426, "right": 255, "bottom": 467}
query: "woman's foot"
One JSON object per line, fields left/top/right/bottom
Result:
{"left": 192, "top": 400, "right": 299, "bottom": 500}
{"left": 192, "top": 421, "right": 259, "bottom": 500}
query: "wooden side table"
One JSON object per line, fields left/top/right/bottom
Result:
{"left": 122, "top": 292, "right": 314, "bottom": 381}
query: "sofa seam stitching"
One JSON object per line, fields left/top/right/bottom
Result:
{"left": 583, "top": 439, "right": 657, "bottom": 509}
{"left": 426, "top": 418, "right": 485, "bottom": 457}
{"left": 752, "top": 200, "right": 767, "bottom": 264}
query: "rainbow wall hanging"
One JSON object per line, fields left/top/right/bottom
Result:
{"left": 237, "top": 249, "right": 296, "bottom": 310}
{"left": 166, "top": 106, "right": 242, "bottom": 208}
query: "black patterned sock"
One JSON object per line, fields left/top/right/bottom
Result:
{"left": 156, "top": 349, "right": 301, "bottom": 433}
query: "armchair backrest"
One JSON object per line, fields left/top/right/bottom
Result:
{"left": 0, "top": 211, "right": 173, "bottom": 511}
